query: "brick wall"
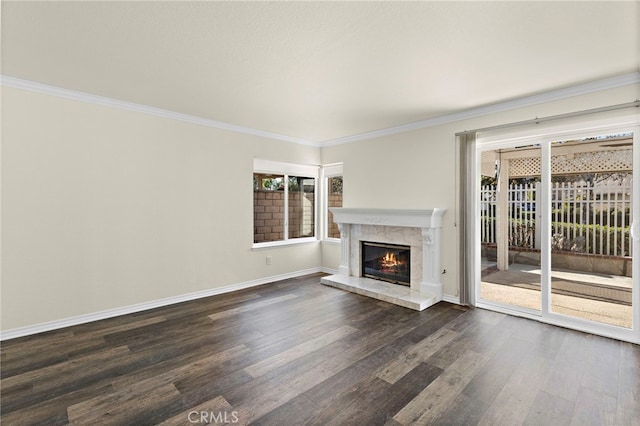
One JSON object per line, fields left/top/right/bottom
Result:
{"left": 253, "top": 190, "right": 285, "bottom": 243}
{"left": 288, "top": 191, "right": 315, "bottom": 239}
{"left": 328, "top": 193, "right": 343, "bottom": 239}
{"left": 253, "top": 190, "right": 316, "bottom": 243}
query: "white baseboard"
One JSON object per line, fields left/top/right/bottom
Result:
{"left": 442, "top": 294, "right": 461, "bottom": 305}
{"left": 0, "top": 268, "right": 323, "bottom": 341}
{"left": 320, "top": 267, "right": 338, "bottom": 275}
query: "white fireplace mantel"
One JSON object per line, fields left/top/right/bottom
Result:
{"left": 330, "top": 208, "right": 446, "bottom": 229}
{"left": 322, "top": 208, "right": 447, "bottom": 311}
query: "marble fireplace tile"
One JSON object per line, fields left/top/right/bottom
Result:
{"left": 349, "top": 225, "right": 423, "bottom": 287}
{"left": 320, "top": 275, "right": 438, "bottom": 311}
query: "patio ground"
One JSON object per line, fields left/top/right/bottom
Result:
{"left": 481, "top": 261, "right": 632, "bottom": 328}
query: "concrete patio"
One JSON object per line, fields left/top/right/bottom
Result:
{"left": 481, "top": 261, "right": 632, "bottom": 328}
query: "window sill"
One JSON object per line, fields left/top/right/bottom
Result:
{"left": 322, "top": 238, "right": 341, "bottom": 246}
{"left": 252, "top": 238, "right": 319, "bottom": 250}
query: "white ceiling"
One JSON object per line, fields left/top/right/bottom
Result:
{"left": 2, "top": 1, "right": 639, "bottom": 144}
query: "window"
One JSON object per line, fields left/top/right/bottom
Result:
{"left": 322, "top": 163, "right": 343, "bottom": 240}
{"left": 253, "top": 159, "right": 318, "bottom": 246}
{"left": 253, "top": 173, "right": 286, "bottom": 243}
{"left": 287, "top": 175, "right": 316, "bottom": 240}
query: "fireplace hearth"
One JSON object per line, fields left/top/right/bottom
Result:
{"left": 361, "top": 242, "right": 410, "bottom": 285}
{"left": 321, "top": 208, "right": 447, "bottom": 311}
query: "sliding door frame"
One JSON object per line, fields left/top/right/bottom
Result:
{"left": 466, "top": 114, "right": 640, "bottom": 344}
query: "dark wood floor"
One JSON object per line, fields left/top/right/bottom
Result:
{"left": 1, "top": 273, "right": 639, "bottom": 425}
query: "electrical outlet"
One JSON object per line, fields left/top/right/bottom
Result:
{"left": 266, "top": 256, "right": 272, "bottom": 266}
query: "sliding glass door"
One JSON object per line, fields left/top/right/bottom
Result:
{"left": 475, "top": 123, "right": 639, "bottom": 342}
{"left": 478, "top": 143, "right": 542, "bottom": 315}
{"left": 548, "top": 137, "right": 633, "bottom": 328}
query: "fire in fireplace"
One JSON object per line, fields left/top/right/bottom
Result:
{"left": 361, "top": 241, "right": 410, "bottom": 285}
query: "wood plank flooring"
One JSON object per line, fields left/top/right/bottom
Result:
{"left": 1, "top": 273, "right": 639, "bottom": 425}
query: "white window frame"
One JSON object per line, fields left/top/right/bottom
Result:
{"left": 321, "top": 163, "right": 343, "bottom": 242}
{"left": 252, "top": 159, "right": 319, "bottom": 249}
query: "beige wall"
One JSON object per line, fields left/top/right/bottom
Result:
{"left": 320, "top": 84, "right": 640, "bottom": 298}
{"left": 1, "top": 86, "right": 321, "bottom": 331}
{"left": 2, "top": 82, "right": 637, "bottom": 332}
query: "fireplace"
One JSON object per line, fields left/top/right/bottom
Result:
{"left": 321, "top": 208, "right": 446, "bottom": 311}
{"left": 361, "top": 242, "right": 411, "bottom": 285}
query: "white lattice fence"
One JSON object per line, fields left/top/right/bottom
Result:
{"left": 509, "top": 149, "right": 632, "bottom": 178}
{"left": 480, "top": 181, "right": 632, "bottom": 257}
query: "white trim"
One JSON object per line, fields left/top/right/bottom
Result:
{"left": 320, "top": 267, "right": 339, "bottom": 275}
{"left": 541, "top": 311, "right": 640, "bottom": 345}
{"left": 322, "top": 238, "right": 341, "bottom": 246}
{"left": 476, "top": 302, "right": 542, "bottom": 322}
{"left": 322, "top": 163, "right": 344, "bottom": 177}
{"left": 252, "top": 237, "right": 318, "bottom": 250}
{"left": 0, "top": 75, "right": 320, "bottom": 147}
{"left": 477, "top": 112, "right": 640, "bottom": 147}
{"left": 3, "top": 72, "right": 638, "bottom": 148}
{"left": 441, "top": 294, "right": 461, "bottom": 305}
{"left": 330, "top": 208, "right": 447, "bottom": 228}
{"left": 0, "top": 268, "right": 323, "bottom": 341}
{"left": 253, "top": 158, "right": 319, "bottom": 178}
{"left": 476, "top": 302, "right": 640, "bottom": 345}
{"left": 322, "top": 72, "right": 640, "bottom": 146}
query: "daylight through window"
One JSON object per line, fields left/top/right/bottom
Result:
{"left": 253, "top": 160, "right": 318, "bottom": 245}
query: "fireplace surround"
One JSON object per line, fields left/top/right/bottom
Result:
{"left": 321, "top": 208, "right": 446, "bottom": 311}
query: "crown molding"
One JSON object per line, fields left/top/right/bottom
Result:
{"left": 321, "top": 72, "right": 640, "bottom": 146}
{"left": 0, "top": 75, "right": 321, "bottom": 148}
{"left": 3, "top": 72, "right": 638, "bottom": 148}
